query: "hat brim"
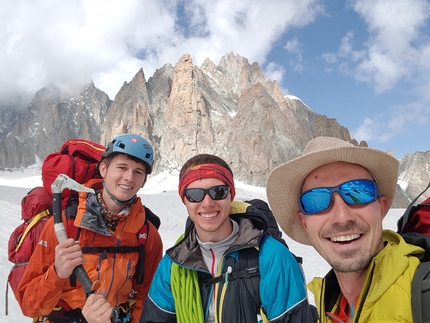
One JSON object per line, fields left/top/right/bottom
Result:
{"left": 266, "top": 145, "right": 399, "bottom": 245}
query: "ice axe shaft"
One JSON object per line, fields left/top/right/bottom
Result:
{"left": 51, "top": 174, "right": 100, "bottom": 297}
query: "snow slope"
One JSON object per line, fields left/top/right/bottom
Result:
{"left": 0, "top": 170, "right": 404, "bottom": 322}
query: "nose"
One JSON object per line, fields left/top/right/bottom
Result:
{"left": 329, "top": 193, "right": 356, "bottom": 223}
{"left": 123, "top": 169, "right": 133, "bottom": 181}
{"left": 200, "top": 192, "right": 215, "bottom": 206}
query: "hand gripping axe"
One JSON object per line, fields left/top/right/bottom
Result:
{"left": 51, "top": 173, "right": 101, "bottom": 297}
{"left": 51, "top": 174, "right": 121, "bottom": 322}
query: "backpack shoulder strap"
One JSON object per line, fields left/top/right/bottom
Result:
{"left": 411, "top": 261, "right": 430, "bottom": 323}
{"left": 239, "top": 247, "right": 270, "bottom": 321}
{"left": 134, "top": 220, "right": 149, "bottom": 285}
{"left": 144, "top": 206, "right": 161, "bottom": 230}
{"left": 240, "top": 247, "right": 261, "bottom": 310}
{"left": 15, "top": 209, "right": 51, "bottom": 251}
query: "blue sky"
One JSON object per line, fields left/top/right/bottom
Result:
{"left": 1, "top": 0, "right": 430, "bottom": 159}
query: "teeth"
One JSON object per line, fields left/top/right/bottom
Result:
{"left": 331, "top": 234, "right": 360, "bottom": 242}
{"left": 119, "top": 185, "right": 132, "bottom": 190}
{"left": 200, "top": 212, "right": 217, "bottom": 218}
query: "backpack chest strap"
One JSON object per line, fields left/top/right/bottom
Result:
{"left": 204, "top": 265, "right": 259, "bottom": 287}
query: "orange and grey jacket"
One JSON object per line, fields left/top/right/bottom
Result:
{"left": 15, "top": 179, "right": 163, "bottom": 323}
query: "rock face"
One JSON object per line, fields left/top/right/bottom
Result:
{"left": 0, "top": 84, "right": 110, "bottom": 169}
{"left": 101, "top": 53, "right": 352, "bottom": 186}
{"left": 0, "top": 52, "right": 427, "bottom": 207}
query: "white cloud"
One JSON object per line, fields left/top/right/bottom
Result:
{"left": 348, "top": 0, "right": 430, "bottom": 152}
{"left": 352, "top": 0, "right": 430, "bottom": 93}
{"left": 263, "top": 62, "right": 289, "bottom": 94}
{"left": 322, "top": 53, "right": 337, "bottom": 64}
{"left": 320, "top": 0, "right": 430, "bottom": 102}
{"left": 338, "top": 31, "right": 354, "bottom": 57}
{"left": 353, "top": 117, "right": 377, "bottom": 142}
{"left": 284, "top": 37, "right": 305, "bottom": 72}
{"left": 284, "top": 37, "right": 302, "bottom": 54}
{"left": 353, "top": 117, "right": 398, "bottom": 144}
{"left": 0, "top": 0, "right": 323, "bottom": 106}
{"left": 264, "top": 62, "right": 285, "bottom": 83}
{"left": 353, "top": 100, "right": 430, "bottom": 148}
{"left": 321, "top": 31, "right": 365, "bottom": 71}
{"left": 325, "top": 0, "right": 430, "bottom": 150}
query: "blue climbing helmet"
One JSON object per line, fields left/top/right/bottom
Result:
{"left": 102, "top": 134, "right": 154, "bottom": 174}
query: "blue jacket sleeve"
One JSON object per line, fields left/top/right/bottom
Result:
{"left": 259, "top": 236, "right": 315, "bottom": 322}
{"left": 140, "top": 255, "right": 177, "bottom": 323}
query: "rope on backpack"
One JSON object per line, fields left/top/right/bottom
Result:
{"left": 171, "top": 263, "right": 204, "bottom": 323}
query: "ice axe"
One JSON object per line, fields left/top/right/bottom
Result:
{"left": 51, "top": 174, "right": 121, "bottom": 322}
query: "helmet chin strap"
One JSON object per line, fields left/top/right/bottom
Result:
{"left": 103, "top": 181, "right": 137, "bottom": 206}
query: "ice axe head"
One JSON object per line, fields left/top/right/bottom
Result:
{"left": 51, "top": 174, "right": 95, "bottom": 194}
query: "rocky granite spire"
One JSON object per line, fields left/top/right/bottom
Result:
{"left": 2, "top": 52, "right": 428, "bottom": 207}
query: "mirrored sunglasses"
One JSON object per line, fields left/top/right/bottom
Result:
{"left": 299, "top": 179, "right": 381, "bottom": 215}
{"left": 184, "top": 185, "right": 230, "bottom": 203}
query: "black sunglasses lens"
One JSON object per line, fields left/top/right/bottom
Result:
{"left": 184, "top": 185, "right": 230, "bottom": 203}
{"left": 208, "top": 185, "right": 229, "bottom": 200}
{"left": 184, "top": 189, "right": 205, "bottom": 202}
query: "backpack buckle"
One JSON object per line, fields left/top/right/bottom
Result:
{"left": 245, "top": 266, "right": 259, "bottom": 278}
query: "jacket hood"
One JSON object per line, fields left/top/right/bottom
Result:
{"left": 167, "top": 200, "right": 270, "bottom": 270}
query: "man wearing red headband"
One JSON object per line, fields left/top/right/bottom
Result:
{"left": 140, "top": 154, "right": 315, "bottom": 323}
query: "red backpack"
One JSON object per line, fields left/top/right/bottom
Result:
{"left": 42, "top": 139, "right": 106, "bottom": 207}
{"left": 7, "top": 139, "right": 105, "bottom": 297}
{"left": 397, "top": 182, "right": 430, "bottom": 323}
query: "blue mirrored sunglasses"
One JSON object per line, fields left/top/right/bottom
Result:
{"left": 184, "top": 185, "right": 230, "bottom": 203}
{"left": 299, "top": 179, "right": 381, "bottom": 215}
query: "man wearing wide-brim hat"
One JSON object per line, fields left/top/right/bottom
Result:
{"left": 266, "top": 136, "right": 424, "bottom": 323}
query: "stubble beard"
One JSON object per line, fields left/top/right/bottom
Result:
{"left": 329, "top": 250, "right": 372, "bottom": 273}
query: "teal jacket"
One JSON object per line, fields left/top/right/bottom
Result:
{"left": 141, "top": 201, "right": 314, "bottom": 323}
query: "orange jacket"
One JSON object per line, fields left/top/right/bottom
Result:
{"left": 15, "top": 179, "right": 163, "bottom": 323}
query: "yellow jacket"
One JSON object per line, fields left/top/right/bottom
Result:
{"left": 308, "top": 230, "right": 424, "bottom": 322}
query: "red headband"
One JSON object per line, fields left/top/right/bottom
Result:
{"left": 178, "top": 163, "right": 236, "bottom": 203}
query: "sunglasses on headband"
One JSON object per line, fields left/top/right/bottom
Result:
{"left": 184, "top": 185, "right": 230, "bottom": 203}
{"left": 299, "top": 179, "right": 381, "bottom": 215}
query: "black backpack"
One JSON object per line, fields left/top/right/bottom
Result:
{"left": 397, "top": 182, "right": 430, "bottom": 323}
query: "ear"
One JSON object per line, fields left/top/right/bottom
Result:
{"left": 378, "top": 196, "right": 389, "bottom": 220}
{"left": 297, "top": 211, "right": 308, "bottom": 229}
{"left": 99, "top": 161, "right": 107, "bottom": 178}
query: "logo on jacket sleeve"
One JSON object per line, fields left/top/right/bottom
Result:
{"left": 38, "top": 239, "right": 48, "bottom": 247}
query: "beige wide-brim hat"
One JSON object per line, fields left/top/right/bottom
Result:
{"left": 266, "top": 136, "right": 399, "bottom": 245}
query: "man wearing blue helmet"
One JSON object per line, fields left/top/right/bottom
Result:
{"left": 100, "top": 133, "right": 155, "bottom": 208}
{"left": 17, "top": 134, "right": 163, "bottom": 323}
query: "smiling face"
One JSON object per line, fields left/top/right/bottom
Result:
{"left": 99, "top": 153, "right": 147, "bottom": 213}
{"left": 184, "top": 177, "right": 232, "bottom": 243}
{"left": 297, "top": 161, "right": 388, "bottom": 273}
